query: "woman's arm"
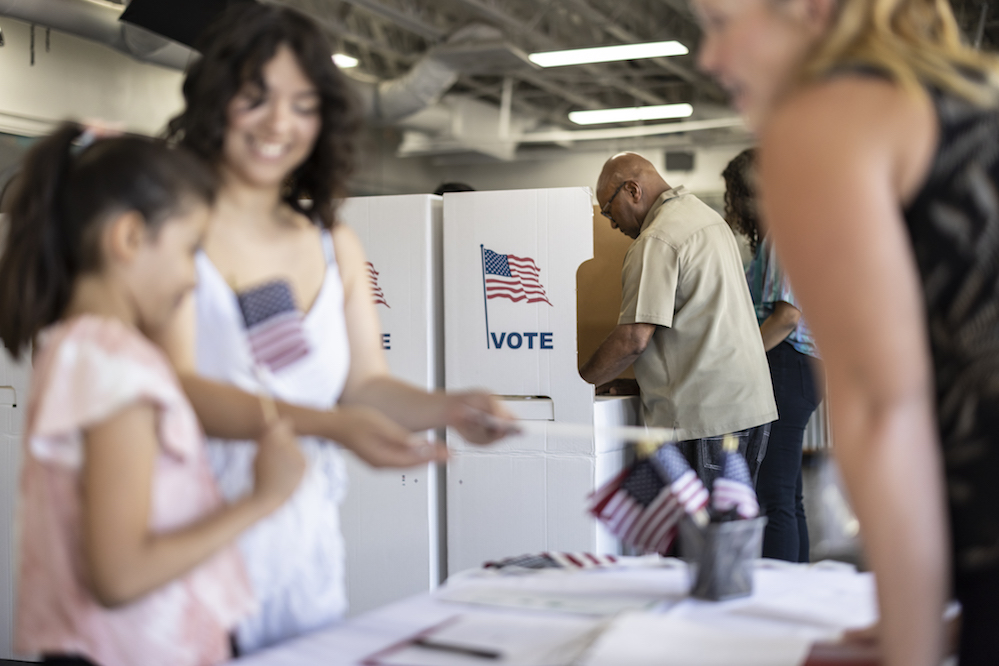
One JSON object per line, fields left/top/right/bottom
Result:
{"left": 759, "top": 301, "right": 800, "bottom": 351}
{"left": 156, "top": 292, "right": 447, "bottom": 466}
{"left": 333, "top": 225, "right": 514, "bottom": 444}
{"left": 760, "top": 76, "right": 945, "bottom": 666}
{"left": 82, "top": 405, "right": 303, "bottom": 607}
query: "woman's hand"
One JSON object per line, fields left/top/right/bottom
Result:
{"left": 251, "top": 418, "right": 306, "bottom": 512}
{"left": 329, "top": 405, "right": 449, "bottom": 467}
{"left": 443, "top": 391, "right": 518, "bottom": 445}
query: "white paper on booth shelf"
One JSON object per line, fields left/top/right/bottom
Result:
{"left": 443, "top": 188, "right": 640, "bottom": 574}
{"left": 338, "top": 195, "right": 444, "bottom": 615}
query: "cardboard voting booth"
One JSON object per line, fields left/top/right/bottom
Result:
{"left": 443, "top": 187, "right": 641, "bottom": 574}
{"left": 338, "top": 194, "right": 444, "bottom": 615}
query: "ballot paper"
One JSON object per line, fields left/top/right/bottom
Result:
{"left": 727, "top": 566, "right": 878, "bottom": 632}
{"left": 578, "top": 613, "right": 813, "bottom": 666}
{"left": 672, "top": 564, "right": 879, "bottom": 639}
{"left": 363, "top": 613, "right": 605, "bottom": 666}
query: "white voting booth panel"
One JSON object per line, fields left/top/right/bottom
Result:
{"left": 443, "top": 188, "right": 640, "bottom": 574}
{"left": 338, "top": 194, "right": 444, "bottom": 615}
{"left": 0, "top": 349, "right": 31, "bottom": 659}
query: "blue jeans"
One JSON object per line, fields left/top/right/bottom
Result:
{"left": 676, "top": 423, "right": 772, "bottom": 491}
{"left": 757, "top": 341, "right": 822, "bottom": 562}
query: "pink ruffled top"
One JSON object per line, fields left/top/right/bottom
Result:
{"left": 15, "top": 316, "right": 255, "bottom": 666}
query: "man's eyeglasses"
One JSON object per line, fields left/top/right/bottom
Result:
{"left": 600, "top": 181, "right": 627, "bottom": 222}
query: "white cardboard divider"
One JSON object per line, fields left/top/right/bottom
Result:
{"left": 338, "top": 194, "right": 444, "bottom": 615}
{"left": 0, "top": 346, "right": 31, "bottom": 660}
{"left": 443, "top": 188, "right": 640, "bottom": 574}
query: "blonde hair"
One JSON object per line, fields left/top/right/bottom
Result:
{"left": 796, "top": 0, "right": 999, "bottom": 106}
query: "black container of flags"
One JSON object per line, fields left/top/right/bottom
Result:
{"left": 681, "top": 435, "right": 766, "bottom": 600}
{"left": 587, "top": 434, "right": 765, "bottom": 601}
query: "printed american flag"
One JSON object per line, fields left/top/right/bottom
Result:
{"left": 237, "top": 280, "right": 310, "bottom": 373}
{"left": 588, "top": 444, "right": 709, "bottom": 554}
{"left": 484, "top": 552, "right": 618, "bottom": 571}
{"left": 366, "top": 261, "right": 390, "bottom": 308}
{"left": 482, "top": 248, "right": 552, "bottom": 305}
{"left": 712, "top": 447, "right": 759, "bottom": 519}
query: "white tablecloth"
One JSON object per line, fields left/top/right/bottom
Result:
{"left": 229, "top": 558, "right": 879, "bottom": 666}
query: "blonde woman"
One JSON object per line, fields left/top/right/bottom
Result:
{"left": 694, "top": 1, "right": 999, "bottom": 665}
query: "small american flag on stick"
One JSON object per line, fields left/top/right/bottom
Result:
{"left": 654, "top": 444, "right": 711, "bottom": 527}
{"left": 712, "top": 435, "right": 759, "bottom": 519}
{"left": 482, "top": 248, "right": 552, "bottom": 305}
{"left": 588, "top": 444, "right": 708, "bottom": 554}
{"left": 484, "top": 552, "right": 618, "bottom": 571}
{"left": 366, "top": 261, "right": 390, "bottom": 308}
{"left": 237, "top": 280, "right": 310, "bottom": 373}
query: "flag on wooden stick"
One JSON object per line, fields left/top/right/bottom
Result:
{"left": 587, "top": 443, "right": 708, "bottom": 554}
{"left": 712, "top": 435, "right": 759, "bottom": 519}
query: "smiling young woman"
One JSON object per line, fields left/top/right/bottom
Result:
{"left": 693, "top": 1, "right": 999, "bottom": 665}
{"left": 161, "top": 4, "right": 512, "bottom": 655}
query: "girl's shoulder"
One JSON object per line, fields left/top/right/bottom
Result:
{"left": 30, "top": 315, "right": 193, "bottom": 467}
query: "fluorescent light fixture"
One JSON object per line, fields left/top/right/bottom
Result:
{"left": 529, "top": 41, "right": 688, "bottom": 68}
{"left": 332, "top": 53, "right": 359, "bottom": 68}
{"left": 569, "top": 103, "right": 694, "bottom": 125}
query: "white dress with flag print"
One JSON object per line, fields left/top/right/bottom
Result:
{"left": 194, "top": 229, "right": 351, "bottom": 653}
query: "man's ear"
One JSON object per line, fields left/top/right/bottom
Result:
{"left": 103, "top": 210, "right": 147, "bottom": 264}
{"left": 625, "top": 179, "right": 642, "bottom": 203}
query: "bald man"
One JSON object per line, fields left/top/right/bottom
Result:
{"left": 580, "top": 153, "right": 777, "bottom": 487}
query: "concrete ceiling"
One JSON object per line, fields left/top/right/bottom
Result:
{"left": 273, "top": 0, "right": 725, "bottom": 131}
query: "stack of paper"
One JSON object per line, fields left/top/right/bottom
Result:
{"left": 437, "top": 558, "right": 689, "bottom": 616}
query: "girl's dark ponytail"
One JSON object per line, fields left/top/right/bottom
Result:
{"left": 0, "top": 122, "right": 218, "bottom": 356}
{"left": 0, "top": 123, "right": 84, "bottom": 356}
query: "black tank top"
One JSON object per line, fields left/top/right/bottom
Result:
{"left": 902, "top": 82, "right": 999, "bottom": 574}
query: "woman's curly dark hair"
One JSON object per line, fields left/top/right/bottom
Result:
{"left": 722, "top": 147, "right": 762, "bottom": 254}
{"left": 165, "top": 3, "right": 360, "bottom": 230}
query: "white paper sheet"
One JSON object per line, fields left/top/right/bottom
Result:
{"left": 368, "top": 613, "right": 605, "bottom": 666}
{"left": 438, "top": 559, "right": 689, "bottom": 616}
{"left": 578, "top": 613, "right": 813, "bottom": 666}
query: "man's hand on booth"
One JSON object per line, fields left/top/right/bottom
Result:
{"left": 596, "top": 378, "right": 640, "bottom": 396}
{"left": 579, "top": 322, "right": 656, "bottom": 387}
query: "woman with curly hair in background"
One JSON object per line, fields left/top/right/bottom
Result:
{"left": 723, "top": 147, "right": 823, "bottom": 563}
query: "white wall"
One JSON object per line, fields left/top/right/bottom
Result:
{"left": 0, "top": 17, "right": 185, "bottom": 137}
{"left": 352, "top": 128, "right": 440, "bottom": 196}
{"left": 430, "top": 144, "right": 751, "bottom": 201}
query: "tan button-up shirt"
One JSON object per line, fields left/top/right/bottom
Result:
{"left": 619, "top": 186, "right": 777, "bottom": 438}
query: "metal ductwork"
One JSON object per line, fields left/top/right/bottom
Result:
{"left": 356, "top": 57, "right": 458, "bottom": 124}
{"left": 0, "top": 0, "right": 195, "bottom": 69}
{"left": 0, "top": 0, "right": 459, "bottom": 122}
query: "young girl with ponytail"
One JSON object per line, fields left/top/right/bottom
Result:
{"left": 0, "top": 123, "right": 305, "bottom": 666}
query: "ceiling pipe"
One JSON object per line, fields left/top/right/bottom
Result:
{"left": 0, "top": 0, "right": 195, "bottom": 69}
{"left": 356, "top": 56, "right": 458, "bottom": 123}
{"left": 0, "top": 0, "right": 459, "bottom": 123}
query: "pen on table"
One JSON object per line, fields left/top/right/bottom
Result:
{"left": 412, "top": 637, "right": 502, "bottom": 660}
